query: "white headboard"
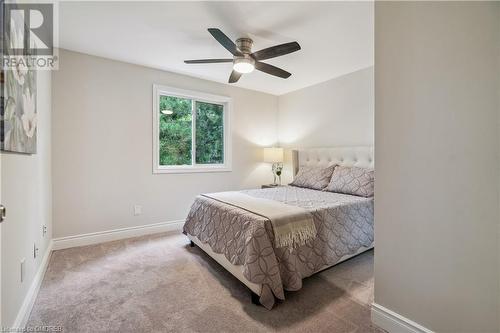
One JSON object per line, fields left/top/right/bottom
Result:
{"left": 292, "top": 146, "right": 374, "bottom": 176}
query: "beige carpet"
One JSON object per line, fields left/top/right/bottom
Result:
{"left": 28, "top": 233, "right": 384, "bottom": 333}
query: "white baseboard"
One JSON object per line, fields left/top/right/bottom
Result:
{"left": 52, "top": 220, "right": 184, "bottom": 250}
{"left": 13, "top": 240, "right": 53, "bottom": 329}
{"left": 371, "top": 303, "right": 434, "bottom": 333}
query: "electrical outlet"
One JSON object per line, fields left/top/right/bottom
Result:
{"left": 133, "top": 205, "right": 142, "bottom": 216}
{"left": 42, "top": 225, "right": 47, "bottom": 237}
{"left": 33, "top": 243, "right": 39, "bottom": 259}
{"left": 20, "top": 258, "right": 25, "bottom": 283}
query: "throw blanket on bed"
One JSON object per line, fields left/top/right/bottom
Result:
{"left": 202, "top": 191, "right": 316, "bottom": 248}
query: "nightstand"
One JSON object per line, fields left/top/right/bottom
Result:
{"left": 261, "top": 184, "right": 285, "bottom": 189}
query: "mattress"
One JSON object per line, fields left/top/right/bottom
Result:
{"left": 183, "top": 186, "right": 374, "bottom": 309}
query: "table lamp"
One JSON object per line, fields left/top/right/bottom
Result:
{"left": 263, "top": 147, "right": 284, "bottom": 185}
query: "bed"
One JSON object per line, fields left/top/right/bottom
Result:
{"left": 183, "top": 146, "right": 374, "bottom": 309}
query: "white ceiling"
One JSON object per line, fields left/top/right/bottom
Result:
{"left": 59, "top": 1, "right": 373, "bottom": 95}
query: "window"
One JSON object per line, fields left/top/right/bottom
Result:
{"left": 153, "top": 85, "right": 231, "bottom": 173}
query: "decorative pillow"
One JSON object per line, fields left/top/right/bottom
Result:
{"left": 289, "top": 165, "right": 336, "bottom": 190}
{"left": 325, "top": 166, "right": 374, "bottom": 197}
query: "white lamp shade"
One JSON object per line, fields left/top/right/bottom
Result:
{"left": 263, "top": 147, "right": 284, "bottom": 163}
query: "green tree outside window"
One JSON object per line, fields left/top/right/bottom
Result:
{"left": 159, "top": 95, "right": 224, "bottom": 166}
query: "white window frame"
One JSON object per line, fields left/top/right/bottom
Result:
{"left": 153, "top": 84, "right": 232, "bottom": 174}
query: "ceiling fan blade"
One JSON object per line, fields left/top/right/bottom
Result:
{"left": 184, "top": 59, "right": 233, "bottom": 64}
{"left": 228, "top": 70, "right": 242, "bottom": 83}
{"left": 251, "top": 42, "right": 301, "bottom": 61}
{"left": 255, "top": 62, "right": 292, "bottom": 79}
{"left": 208, "top": 28, "right": 242, "bottom": 56}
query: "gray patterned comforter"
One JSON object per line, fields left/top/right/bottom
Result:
{"left": 183, "top": 186, "right": 374, "bottom": 309}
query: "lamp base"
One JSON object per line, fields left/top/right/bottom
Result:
{"left": 271, "top": 163, "right": 283, "bottom": 186}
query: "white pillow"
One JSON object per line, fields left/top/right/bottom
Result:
{"left": 289, "top": 165, "right": 336, "bottom": 190}
{"left": 324, "top": 166, "right": 374, "bottom": 197}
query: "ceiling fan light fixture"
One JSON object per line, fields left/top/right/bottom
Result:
{"left": 161, "top": 109, "right": 173, "bottom": 115}
{"left": 184, "top": 29, "right": 300, "bottom": 83}
{"left": 233, "top": 57, "right": 255, "bottom": 74}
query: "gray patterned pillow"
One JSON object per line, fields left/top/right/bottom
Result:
{"left": 325, "top": 166, "right": 374, "bottom": 197}
{"left": 289, "top": 165, "right": 335, "bottom": 190}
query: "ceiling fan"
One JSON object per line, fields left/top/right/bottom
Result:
{"left": 184, "top": 28, "right": 301, "bottom": 83}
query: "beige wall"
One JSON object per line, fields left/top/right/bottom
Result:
{"left": 278, "top": 67, "right": 373, "bottom": 147}
{"left": 374, "top": 2, "right": 500, "bottom": 332}
{"left": 2, "top": 70, "right": 52, "bottom": 326}
{"left": 52, "top": 49, "right": 278, "bottom": 238}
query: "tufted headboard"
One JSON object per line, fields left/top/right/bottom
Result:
{"left": 291, "top": 146, "right": 374, "bottom": 177}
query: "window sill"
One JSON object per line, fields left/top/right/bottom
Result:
{"left": 153, "top": 166, "right": 232, "bottom": 174}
